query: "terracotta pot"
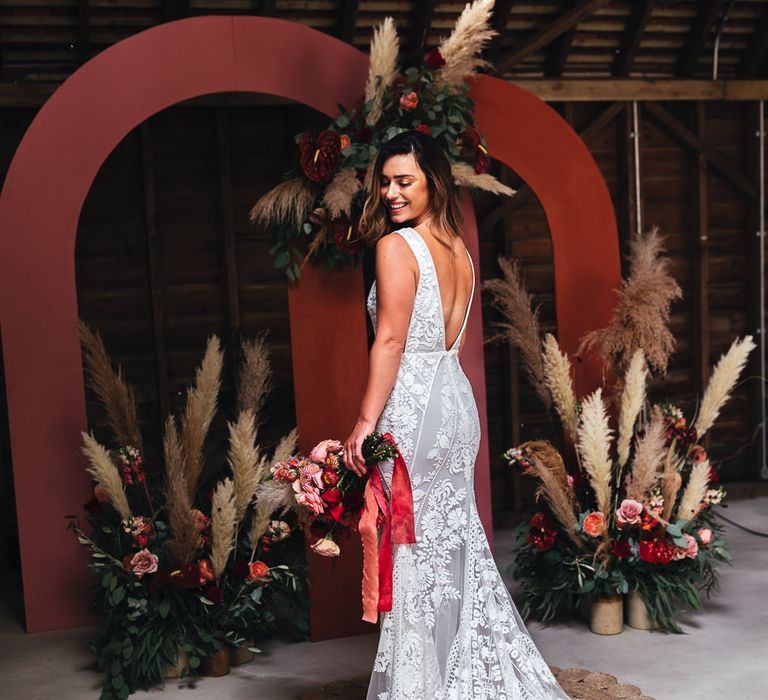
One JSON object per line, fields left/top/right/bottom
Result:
{"left": 229, "top": 641, "right": 255, "bottom": 666}
{"left": 625, "top": 590, "right": 660, "bottom": 630}
{"left": 589, "top": 595, "right": 623, "bottom": 635}
{"left": 201, "top": 648, "right": 231, "bottom": 677}
{"left": 163, "top": 646, "right": 187, "bottom": 679}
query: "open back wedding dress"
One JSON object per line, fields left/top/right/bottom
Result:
{"left": 365, "top": 227, "right": 570, "bottom": 700}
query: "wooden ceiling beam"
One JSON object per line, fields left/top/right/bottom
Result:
{"left": 495, "top": 0, "right": 613, "bottom": 73}
{"left": 261, "top": 0, "right": 277, "bottom": 16}
{"left": 613, "top": 0, "right": 655, "bottom": 76}
{"left": 161, "top": 0, "right": 191, "bottom": 22}
{"left": 339, "top": 0, "right": 359, "bottom": 44}
{"left": 78, "top": 0, "right": 91, "bottom": 66}
{"left": 676, "top": 0, "right": 726, "bottom": 76}
{"left": 545, "top": 27, "right": 575, "bottom": 77}
{"left": 486, "top": 0, "right": 516, "bottom": 65}
{"left": 644, "top": 100, "right": 756, "bottom": 199}
{"left": 741, "top": 3, "right": 768, "bottom": 77}
{"left": 405, "top": 0, "right": 436, "bottom": 62}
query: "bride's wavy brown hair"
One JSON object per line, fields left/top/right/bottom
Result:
{"left": 358, "top": 130, "right": 463, "bottom": 251}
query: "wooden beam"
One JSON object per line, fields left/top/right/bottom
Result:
{"left": 479, "top": 101, "right": 623, "bottom": 233}
{"left": 545, "top": 28, "right": 575, "bottom": 77}
{"left": 741, "top": 2, "right": 768, "bottom": 77}
{"left": 161, "top": 0, "right": 191, "bottom": 22}
{"left": 644, "top": 100, "right": 757, "bottom": 200}
{"left": 261, "top": 0, "right": 277, "bottom": 16}
{"left": 78, "top": 0, "right": 91, "bottom": 66}
{"left": 506, "top": 79, "right": 768, "bottom": 102}
{"left": 405, "top": 0, "right": 435, "bottom": 61}
{"left": 616, "top": 104, "right": 634, "bottom": 258}
{"left": 613, "top": 0, "right": 654, "bottom": 76}
{"left": 139, "top": 123, "right": 171, "bottom": 424}
{"left": 215, "top": 108, "right": 241, "bottom": 390}
{"left": 496, "top": 0, "right": 613, "bottom": 73}
{"left": 338, "top": 0, "right": 359, "bottom": 45}
{"left": 486, "top": 0, "right": 516, "bottom": 65}
{"left": 692, "top": 103, "right": 710, "bottom": 428}
{"left": 676, "top": 0, "right": 726, "bottom": 76}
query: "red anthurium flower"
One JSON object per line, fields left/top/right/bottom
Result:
{"left": 299, "top": 130, "right": 342, "bottom": 182}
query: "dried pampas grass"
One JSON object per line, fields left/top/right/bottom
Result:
{"left": 227, "top": 410, "right": 261, "bottom": 522}
{"left": 617, "top": 350, "right": 647, "bottom": 467}
{"left": 163, "top": 416, "right": 197, "bottom": 565}
{"left": 80, "top": 432, "right": 132, "bottom": 521}
{"left": 272, "top": 427, "right": 299, "bottom": 463}
{"left": 578, "top": 227, "right": 682, "bottom": 376}
{"left": 677, "top": 460, "right": 710, "bottom": 521}
{"left": 181, "top": 336, "right": 223, "bottom": 501}
{"left": 211, "top": 478, "right": 236, "bottom": 580}
{"left": 365, "top": 17, "right": 400, "bottom": 126}
{"left": 694, "top": 335, "right": 756, "bottom": 438}
{"left": 482, "top": 256, "right": 551, "bottom": 410}
{"left": 322, "top": 168, "right": 363, "bottom": 218}
{"left": 518, "top": 440, "right": 583, "bottom": 548}
{"left": 237, "top": 333, "right": 272, "bottom": 428}
{"left": 576, "top": 388, "right": 614, "bottom": 514}
{"left": 451, "top": 162, "right": 516, "bottom": 196}
{"left": 79, "top": 322, "right": 142, "bottom": 451}
{"left": 542, "top": 334, "right": 579, "bottom": 437}
{"left": 249, "top": 480, "right": 295, "bottom": 558}
{"left": 435, "top": 0, "right": 497, "bottom": 90}
{"left": 625, "top": 413, "right": 665, "bottom": 502}
{"left": 660, "top": 443, "right": 683, "bottom": 521}
{"left": 249, "top": 178, "right": 315, "bottom": 231}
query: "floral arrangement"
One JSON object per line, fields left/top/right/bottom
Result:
{"left": 73, "top": 324, "right": 307, "bottom": 698}
{"left": 270, "top": 433, "right": 400, "bottom": 556}
{"left": 250, "top": 0, "right": 514, "bottom": 279}
{"left": 484, "top": 227, "right": 752, "bottom": 632}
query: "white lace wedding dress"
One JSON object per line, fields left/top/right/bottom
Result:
{"left": 365, "top": 227, "right": 570, "bottom": 700}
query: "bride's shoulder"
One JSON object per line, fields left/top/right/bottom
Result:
{"left": 375, "top": 229, "right": 412, "bottom": 254}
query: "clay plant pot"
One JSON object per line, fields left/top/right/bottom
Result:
{"left": 201, "top": 647, "right": 231, "bottom": 677}
{"left": 625, "top": 590, "right": 660, "bottom": 630}
{"left": 229, "top": 641, "right": 255, "bottom": 666}
{"left": 163, "top": 646, "right": 188, "bottom": 679}
{"left": 589, "top": 595, "right": 624, "bottom": 635}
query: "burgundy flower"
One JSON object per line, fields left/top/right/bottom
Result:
{"left": 231, "top": 560, "right": 249, "bottom": 581}
{"left": 299, "top": 130, "right": 342, "bottom": 182}
{"left": 415, "top": 124, "right": 432, "bottom": 136}
{"left": 611, "top": 540, "right": 631, "bottom": 559}
{"left": 526, "top": 528, "right": 556, "bottom": 552}
{"left": 322, "top": 488, "right": 342, "bottom": 508}
{"left": 355, "top": 126, "right": 373, "bottom": 144}
{"left": 206, "top": 585, "right": 225, "bottom": 605}
{"left": 638, "top": 538, "right": 676, "bottom": 565}
{"left": 709, "top": 465, "right": 719, "bottom": 485}
{"left": 530, "top": 511, "right": 556, "bottom": 532}
{"left": 331, "top": 214, "right": 359, "bottom": 254}
{"left": 425, "top": 48, "right": 446, "bottom": 70}
{"left": 475, "top": 151, "right": 490, "bottom": 174}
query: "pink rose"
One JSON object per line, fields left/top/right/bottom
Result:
{"left": 191, "top": 509, "right": 209, "bottom": 531}
{"left": 615, "top": 499, "right": 643, "bottom": 527}
{"left": 399, "top": 92, "right": 419, "bottom": 111}
{"left": 311, "top": 538, "right": 340, "bottom": 557}
{"left": 309, "top": 439, "right": 343, "bottom": 463}
{"left": 673, "top": 533, "right": 699, "bottom": 560}
{"left": 130, "top": 548, "right": 158, "bottom": 578}
{"left": 698, "top": 528, "right": 712, "bottom": 545}
{"left": 300, "top": 463, "right": 325, "bottom": 490}
{"left": 583, "top": 511, "right": 605, "bottom": 537}
{"left": 293, "top": 481, "right": 324, "bottom": 514}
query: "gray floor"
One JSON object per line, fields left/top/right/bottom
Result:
{"left": 1, "top": 497, "right": 766, "bottom": 700}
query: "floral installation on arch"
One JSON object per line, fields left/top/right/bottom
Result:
{"left": 71, "top": 325, "right": 307, "bottom": 699}
{"left": 484, "top": 227, "right": 752, "bottom": 633}
{"left": 249, "top": 0, "right": 514, "bottom": 279}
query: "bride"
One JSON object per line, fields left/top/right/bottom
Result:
{"left": 343, "top": 130, "right": 570, "bottom": 700}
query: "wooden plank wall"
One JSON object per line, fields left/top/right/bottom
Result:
{"left": 0, "top": 97, "right": 765, "bottom": 532}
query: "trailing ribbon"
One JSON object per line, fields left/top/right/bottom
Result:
{"left": 359, "top": 432, "right": 416, "bottom": 623}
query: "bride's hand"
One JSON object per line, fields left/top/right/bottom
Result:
{"left": 344, "top": 418, "right": 375, "bottom": 477}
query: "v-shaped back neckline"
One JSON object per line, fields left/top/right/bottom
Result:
{"left": 406, "top": 227, "right": 475, "bottom": 353}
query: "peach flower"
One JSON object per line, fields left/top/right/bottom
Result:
{"left": 673, "top": 533, "right": 699, "bottom": 560}
{"left": 248, "top": 561, "right": 270, "bottom": 583}
{"left": 309, "top": 439, "right": 343, "bottom": 463}
{"left": 399, "top": 92, "right": 419, "bottom": 111}
{"left": 94, "top": 485, "right": 111, "bottom": 503}
{"left": 697, "top": 528, "right": 712, "bottom": 546}
{"left": 339, "top": 134, "right": 351, "bottom": 150}
{"left": 311, "top": 538, "right": 340, "bottom": 557}
{"left": 583, "top": 511, "right": 605, "bottom": 537}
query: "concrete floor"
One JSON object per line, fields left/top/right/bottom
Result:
{"left": 1, "top": 497, "right": 766, "bottom": 700}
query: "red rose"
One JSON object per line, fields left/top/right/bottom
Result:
{"left": 611, "top": 540, "right": 631, "bottom": 559}
{"left": 327, "top": 504, "right": 346, "bottom": 523}
{"left": 247, "top": 561, "right": 270, "bottom": 584}
{"left": 415, "top": 124, "right": 432, "bottom": 136}
{"left": 530, "top": 511, "right": 556, "bottom": 532}
{"left": 425, "top": 48, "right": 446, "bottom": 70}
{"left": 206, "top": 585, "right": 224, "bottom": 605}
{"left": 322, "top": 488, "right": 342, "bottom": 507}
{"left": 639, "top": 539, "right": 676, "bottom": 565}
{"left": 526, "top": 528, "right": 556, "bottom": 552}
{"left": 299, "top": 130, "right": 341, "bottom": 182}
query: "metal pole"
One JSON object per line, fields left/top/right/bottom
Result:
{"left": 632, "top": 100, "right": 642, "bottom": 236}
{"left": 758, "top": 100, "right": 767, "bottom": 479}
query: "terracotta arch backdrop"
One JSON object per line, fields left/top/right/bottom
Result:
{"left": 0, "top": 16, "right": 619, "bottom": 634}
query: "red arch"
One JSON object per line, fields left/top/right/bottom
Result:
{"left": 0, "top": 17, "right": 618, "bottom": 633}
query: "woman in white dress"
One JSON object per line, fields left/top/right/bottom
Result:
{"left": 343, "top": 131, "right": 570, "bottom": 700}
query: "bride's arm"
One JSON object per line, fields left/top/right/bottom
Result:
{"left": 343, "top": 233, "right": 416, "bottom": 476}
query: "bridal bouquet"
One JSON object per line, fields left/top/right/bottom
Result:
{"left": 250, "top": 0, "right": 514, "bottom": 279}
{"left": 486, "top": 227, "right": 751, "bottom": 632}
{"left": 270, "top": 432, "right": 400, "bottom": 556}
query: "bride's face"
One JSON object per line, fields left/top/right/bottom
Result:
{"left": 380, "top": 153, "right": 430, "bottom": 226}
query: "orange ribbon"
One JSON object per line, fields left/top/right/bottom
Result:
{"left": 359, "top": 432, "right": 416, "bottom": 623}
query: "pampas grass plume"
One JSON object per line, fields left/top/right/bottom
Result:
{"left": 249, "top": 178, "right": 315, "bottom": 231}
{"left": 237, "top": 333, "right": 272, "bottom": 428}
{"left": 365, "top": 17, "right": 399, "bottom": 126}
{"left": 211, "top": 478, "right": 237, "bottom": 580}
{"left": 617, "top": 349, "right": 647, "bottom": 467}
{"left": 694, "top": 335, "right": 756, "bottom": 438}
{"left": 322, "top": 168, "right": 362, "bottom": 218}
{"left": 227, "top": 410, "right": 261, "bottom": 522}
{"left": 451, "top": 162, "right": 516, "bottom": 196}
{"left": 163, "top": 416, "right": 197, "bottom": 566}
{"left": 577, "top": 388, "right": 614, "bottom": 514}
{"left": 542, "top": 334, "right": 579, "bottom": 437}
{"left": 677, "top": 460, "right": 710, "bottom": 521}
{"left": 625, "top": 413, "right": 665, "bottom": 502}
{"left": 80, "top": 432, "right": 132, "bottom": 521}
